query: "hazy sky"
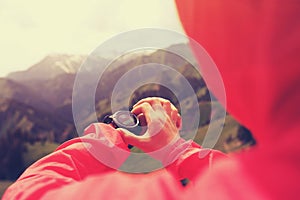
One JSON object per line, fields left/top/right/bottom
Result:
{"left": 0, "top": 0, "right": 184, "bottom": 77}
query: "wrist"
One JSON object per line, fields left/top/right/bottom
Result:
{"left": 147, "top": 137, "right": 193, "bottom": 167}
{"left": 82, "top": 123, "right": 130, "bottom": 169}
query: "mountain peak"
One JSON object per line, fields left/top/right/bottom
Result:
{"left": 7, "top": 54, "right": 87, "bottom": 82}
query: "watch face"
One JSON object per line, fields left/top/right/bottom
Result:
{"left": 114, "top": 111, "right": 138, "bottom": 128}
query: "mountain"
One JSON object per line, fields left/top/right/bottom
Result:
{"left": 1, "top": 44, "right": 223, "bottom": 140}
{"left": 7, "top": 54, "right": 86, "bottom": 81}
{"left": 165, "top": 43, "right": 198, "bottom": 66}
{"left": 20, "top": 73, "right": 76, "bottom": 108}
{"left": 0, "top": 97, "right": 74, "bottom": 143}
{"left": 0, "top": 96, "right": 75, "bottom": 180}
{"left": 0, "top": 78, "right": 52, "bottom": 111}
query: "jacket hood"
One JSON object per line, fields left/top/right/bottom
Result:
{"left": 175, "top": 0, "right": 300, "bottom": 144}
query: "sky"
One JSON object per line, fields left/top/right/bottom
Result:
{"left": 0, "top": 0, "right": 185, "bottom": 77}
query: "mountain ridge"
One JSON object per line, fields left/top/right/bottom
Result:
{"left": 0, "top": 78, "right": 53, "bottom": 111}
{"left": 7, "top": 54, "right": 87, "bottom": 82}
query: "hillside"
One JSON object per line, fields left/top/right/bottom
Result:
{"left": 0, "top": 97, "right": 75, "bottom": 180}
{"left": 0, "top": 78, "right": 52, "bottom": 111}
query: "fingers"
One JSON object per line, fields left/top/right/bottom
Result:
{"left": 132, "top": 97, "right": 180, "bottom": 128}
{"left": 132, "top": 102, "right": 155, "bottom": 124}
{"left": 137, "top": 113, "right": 147, "bottom": 126}
{"left": 163, "top": 101, "right": 179, "bottom": 128}
{"left": 133, "top": 97, "right": 177, "bottom": 110}
{"left": 175, "top": 114, "right": 182, "bottom": 129}
{"left": 133, "top": 97, "right": 179, "bottom": 116}
{"left": 162, "top": 100, "right": 172, "bottom": 115}
{"left": 132, "top": 102, "right": 165, "bottom": 135}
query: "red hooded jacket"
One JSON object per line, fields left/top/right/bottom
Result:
{"left": 4, "top": 0, "right": 300, "bottom": 199}
{"left": 175, "top": 0, "right": 300, "bottom": 199}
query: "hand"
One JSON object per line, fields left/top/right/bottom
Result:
{"left": 83, "top": 123, "right": 130, "bottom": 169}
{"left": 119, "top": 97, "right": 182, "bottom": 153}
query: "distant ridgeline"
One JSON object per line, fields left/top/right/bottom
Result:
{"left": 0, "top": 43, "right": 255, "bottom": 180}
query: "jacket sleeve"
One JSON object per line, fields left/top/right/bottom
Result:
{"left": 166, "top": 141, "right": 228, "bottom": 183}
{"left": 3, "top": 123, "right": 130, "bottom": 200}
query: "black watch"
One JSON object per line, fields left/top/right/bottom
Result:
{"left": 103, "top": 110, "right": 142, "bottom": 135}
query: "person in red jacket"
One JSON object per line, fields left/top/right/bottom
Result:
{"left": 4, "top": 0, "right": 300, "bottom": 199}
